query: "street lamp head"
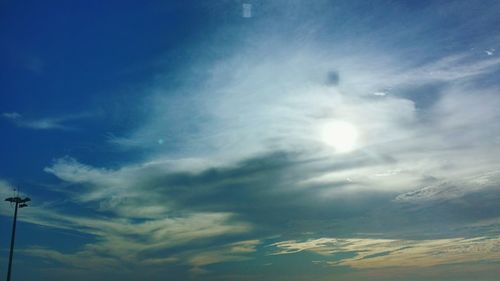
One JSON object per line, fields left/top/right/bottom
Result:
{"left": 5, "top": 196, "right": 31, "bottom": 204}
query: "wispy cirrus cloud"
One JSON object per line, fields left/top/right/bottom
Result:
{"left": 2, "top": 112, "right": 90, "bottom": 130}
{"left": 185, "top": 239, "right": 259, "bottom": 274}
{"left": 395, "top": 170, "right": 500, "bottom": 203}
{"left": 0, "top": 156, "right": 256, "bottom": 275}
{"left": 270, "top": 236, "right": 500, "bottom": 269}
{"left": 13, "top": 199, "right": 252, "bottom": 273}
{"left": 23, "top": 239, "right": 259, "bottom": 279}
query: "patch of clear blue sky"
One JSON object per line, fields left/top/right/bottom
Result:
{"left": 1, "top": 1, "right": 203, "bottom": 177}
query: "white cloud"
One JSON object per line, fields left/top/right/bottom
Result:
{"left": 402, "top": 54, "right": 500, "bottom": 83}
{"left": 3, "top": 161, "right": 253, "bottom": 272}
{"left": 2, "top": 112, "right": 21, "bottom": 119}
{"left": 21, "top": 206, "right": 251, "bottom": 270}
{"left": 395, "top": 170, "right": 500, "bottom": 203}
{"left": 2, "top": 112, "right": 90, "bottom": 130}
{"left": 0, "top": 154, "right": 254, "bottom": 274}
{"left": 186, "top": 240, "right": 259, "bottom": 273}
{"left": 98, "top": 32, "right": 500, "bottom": 205}
{"left": 38, "top": 32, "right": 500, "bottom": 241}
{"left": 271, "top": 236, "right": 500, "bottom": 269}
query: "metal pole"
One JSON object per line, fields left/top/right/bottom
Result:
{"left": 4, "top": 196, "right": 30, "bottom": 281}
{"left": 6, "top": 201, "right": 19, "bottom": 281}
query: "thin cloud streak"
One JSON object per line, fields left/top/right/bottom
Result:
{"left": 2, "top": 112, "right": 91, "bottom": 130}
{"left": 271, "top": 236, "right": 500, "bottom": 269}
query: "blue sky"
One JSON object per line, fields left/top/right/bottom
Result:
{"left": 1, "top": 1, "right": 500, "bottom": 280}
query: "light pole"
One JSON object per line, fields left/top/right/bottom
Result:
{"left": 4, "top": 196, "right": 30, "bottom": 281}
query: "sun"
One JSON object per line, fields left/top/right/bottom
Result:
{"left": 320, "top": 120, "right": 359, "bottom": 153}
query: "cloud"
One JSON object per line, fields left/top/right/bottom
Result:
{"left": 485, "top": 48, "right": 495, "bottom": 56}
{"left": 395, "top": 170, "right": 500, "bottom": 203}
{"left": 270, "top": 236, "right": 500, "bottom": 269}
{"left": 37, "top": 145, "right": 500, "bottom": 272}
{"left": 2, "top": 156, "right": 259, "bottom": 274}
{"left": 400, "top": 54, "right": 500, "bottom": 84}
{"left": 41, "top": 153, "right": 389, "bottom": 233}
{"left": 186, "top": 240, "right": 259, "bottom": 273}
{"left": 101, "top": 30, "right": 500, "bottom": 205}
{"left": 2, "top": 112, "right": 90, "bottom": 130}
{"left": 38, "top": 55, "right": 500, "bottom": 264}
{"left": 25, "top": 239, "right": 259, "bottom": 279}
{"left": 2, "top": 112, "right": 22, "bottom": 119}
{"left": 2, "top": 166, "right": 253, "bottom": 274}
{"left": 19, "top": 204, "right": 251, "bottom": 272}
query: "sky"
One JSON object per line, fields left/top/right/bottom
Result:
{"left": 1, "top": 1, "right": 500, "bottom": 280}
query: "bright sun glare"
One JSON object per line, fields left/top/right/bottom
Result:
{"left": 320, "top": 120, "right": 359, "bottom": 153}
